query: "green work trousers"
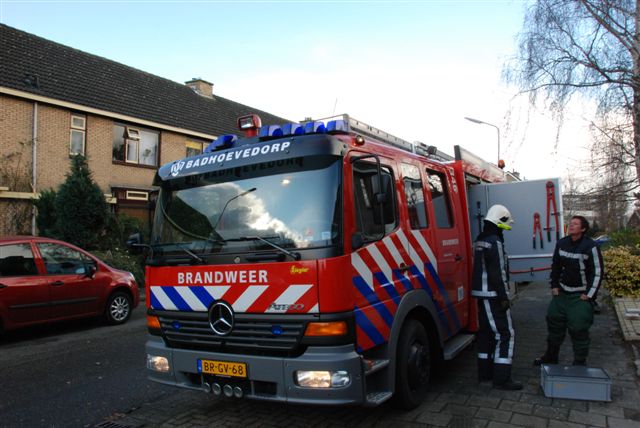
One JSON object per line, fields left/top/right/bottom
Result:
{"left": 546, "top": 292, "right": 594, "bottom": 361}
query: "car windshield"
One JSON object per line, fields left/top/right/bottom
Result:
{"left": 151, "top": 156, "right": 342, "bottom": 254}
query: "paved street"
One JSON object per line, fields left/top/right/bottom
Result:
{"left": 100, "top": 282, "right": 640, "bottom": 428}
{"left": 0, "top": 306, "right": 173, "bottom": 428}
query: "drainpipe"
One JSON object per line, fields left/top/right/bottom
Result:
{"left": 31, "top": 101, "right": 38, "bottom": 235}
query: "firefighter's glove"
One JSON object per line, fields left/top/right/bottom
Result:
{"left": 500, "top": 300, "right": 510, "bottom": 310}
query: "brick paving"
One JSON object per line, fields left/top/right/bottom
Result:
{"left": 100, "top": 282, "right": 640, "bottom": 427}
{"left": 614, "top": 297, "right": 640, "bottom": 341}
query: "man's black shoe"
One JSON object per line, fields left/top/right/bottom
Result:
{"left": 572, "top": 359, "right": 587, "bottom": 366}
{"left": 493, "top": 380, "right": 523, "bottom": 390}
{"left": 533, "top": 355, "right": 558, "bottom": 366}
{"left": 478, "top": 375, "right": 492, "bottom": 384}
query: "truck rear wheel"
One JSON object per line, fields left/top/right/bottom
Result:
{"left": 393, "top": 319, "right": 431, "bottom": 410}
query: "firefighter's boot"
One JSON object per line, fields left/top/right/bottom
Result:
{"left": 477, "top": 358, "right": 493, "bottom": 383}
{"left": 533, "top": 343, "right": 560, "bottom": 366}
{"left": 492, "top": 363, "right": 523, "bottom": 390}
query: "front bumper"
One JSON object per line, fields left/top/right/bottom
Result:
{"left": 146, "top": 337, "right": 365, "bottom": 405}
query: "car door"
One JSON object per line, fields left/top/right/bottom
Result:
{"left": 36, "top": 242, "right": 100, "bottom": 320}
{"left": 0, "top": 242, "right": 51, "bottom": 328}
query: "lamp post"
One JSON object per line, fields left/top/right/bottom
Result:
{"left": 464, "top": 117, "right": 501, "bottom": 167}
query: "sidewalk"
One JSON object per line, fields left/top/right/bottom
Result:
{"left": 102, "top": 281, "right": 640, "bottom": 428}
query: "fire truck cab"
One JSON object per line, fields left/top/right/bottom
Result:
{"left": 139, "top": 114, "right": 560, "bottom": 409}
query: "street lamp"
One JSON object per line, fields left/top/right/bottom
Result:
{"left": 464, "top": 117, "right": 503, "bottom": 169}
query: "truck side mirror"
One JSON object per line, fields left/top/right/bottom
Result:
{"left": 372, "top": 174, "right": 394, "bottom": 226}
{"left": 351, "top": 232, "right": 364, "bottom": 250}
{"left": 126, "top": 233, "right": 144, "bottom": 254}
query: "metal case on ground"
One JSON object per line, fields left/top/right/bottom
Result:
{"left": 540, "top": 364, "right": 611, "bottom": 401}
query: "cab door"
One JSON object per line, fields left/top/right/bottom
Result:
{"left": 423, "top": 165, "right": 467, "bottom": 333}
{"left": 0, "top": 242, "right": 50, "bottom": 328}
{"left": 349, "top": 155, "right": 411, "bottom": 350}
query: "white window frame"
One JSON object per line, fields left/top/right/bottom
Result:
{"left": 126, "top": 127, "right": 141, "bottom": 140}
{"left": 125, "top": 139, "right": 139, "bottom": 163}
{"left": 70, "top": 114, "right": 86, "bottom": 156}
{"left": 126, "top": 190, "right": 149, "bottom": 201}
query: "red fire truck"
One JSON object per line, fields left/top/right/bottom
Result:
{"left": 136, "top": 114, "right": 560, "bottom": 409}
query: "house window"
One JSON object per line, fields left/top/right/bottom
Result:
{"left": 186, "top": 140, "right": 209, "bottom": 157}
{"left": 125, "top": 190, "right": 149, "bottom": 201}
{"left": 112, "top": 123, "right": 158, "bottom": 166}
{"left": 70, "top": 114, "right": 86, "bottom": 155}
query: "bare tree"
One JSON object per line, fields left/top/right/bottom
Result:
{"left": 0, "top": 139, "right": 34, "bottom": 235}
{"left": 505, "top": 0, "right": 640, "bottom": 204}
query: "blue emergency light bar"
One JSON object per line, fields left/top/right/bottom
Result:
{"left": 204, "top": 117, "right": 349, "bottom": 153}
{"left": 204, "top": 134, "right": 238, "bottom": 153}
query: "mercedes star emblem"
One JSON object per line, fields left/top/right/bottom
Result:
{"left": 208, "top": 301, "right": 234, "bottom": 336}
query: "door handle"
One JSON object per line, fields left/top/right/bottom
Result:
{"left": 454, "top": 255, "right": 463, "bottom": 262}
{"left": 50, "top": 281, "right": 64, "bottom": 286}
{"left": 398, "top": 263, "right": 411, "bottom": 272}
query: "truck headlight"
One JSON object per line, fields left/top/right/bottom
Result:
{"left": 147, "top": 354, "right": 170, "bottom": 373}
{"left": 294, "top": 370, "right": 350, "bottom": 388}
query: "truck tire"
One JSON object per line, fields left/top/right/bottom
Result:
{"left": 105, "top": 291, "right": 132, "bottom": 325}
{"left": 392, "top": 319, "right": 431, "bottom": 410}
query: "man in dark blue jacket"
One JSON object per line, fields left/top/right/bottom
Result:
{"left": 534, "top": 215, "right": 604, "bottom": 366}
{"left": 471, "top": 204, "right": 522, "bottom": 390}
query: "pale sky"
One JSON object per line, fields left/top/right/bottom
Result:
{"left": 0, "top": 0, "right": 594, "bottom": 182}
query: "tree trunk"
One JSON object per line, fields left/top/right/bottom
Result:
{"left": 635, "top": 0, "right": 640, "bottom": 193}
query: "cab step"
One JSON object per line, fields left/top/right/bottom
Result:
{"left": 443, "top": 333, "right": 475, "bottom": 360}
{"left": 364, "top": 358, "right": 389, "bottom": 376}
{"left": 365, "top": 391, "right": 393, "bottom": 406}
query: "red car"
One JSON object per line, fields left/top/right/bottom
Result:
{"left": 0, "top": 236, "right": 139, "bottom": 334}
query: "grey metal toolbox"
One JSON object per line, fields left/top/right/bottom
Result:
{"left": 541, "top": 364, "right": 611, "bottom": 401}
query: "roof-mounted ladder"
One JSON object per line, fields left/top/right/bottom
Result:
{"left": 312, "top": 114, "right": 454, "bottom": 162}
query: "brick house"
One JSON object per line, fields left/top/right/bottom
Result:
{"left": 0, "top": 24, "right": 288, "bottom": 235}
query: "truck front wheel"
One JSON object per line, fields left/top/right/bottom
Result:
{"left": 393, "top": 319, "right": 431, "bottom": 409}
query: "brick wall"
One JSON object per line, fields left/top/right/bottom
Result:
{"left": 0, "top": 95, "right": 34, "bottom": 187}
{"left": 0, "top": 95, "right": 35, "bottom": 235}
{"left": 1, "top": 94, "right": 203, "bottom": 195}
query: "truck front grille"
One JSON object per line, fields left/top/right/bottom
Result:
{"left": 155, "top": 310, "right": 313, "bottom": 356}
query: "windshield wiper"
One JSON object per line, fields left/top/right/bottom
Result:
{"left": 211, "top": 187, "right": 257, "bottom": 235}
{"left": 152, "top": 242, "right": 204, "bottom": 264}
{"left": 237, "top": 235, "right": 301, "bottom": 261}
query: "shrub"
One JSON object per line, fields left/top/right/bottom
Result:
{"left": 101, "top": 213, "right": 147, "bottom": 251}
{"left": 33, "top": 188, "right": 58, "bottom": 238}
{"left": 55, "top": 155, "right": 108, "bottom": 249}
{"left": 608, "top": 228, "right": 640, "bottom": 255}
{"left": 93, "top": 247, "right": 145, "bottom": 289}
{"left": 602, "top": 246, "right": 640, "bottom": 297}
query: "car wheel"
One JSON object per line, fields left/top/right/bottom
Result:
{"left": 105, "top": 291, "right": 132, "bottom": 325}
{"left": 392, "top": 319, "right": 431, "bottom": 410}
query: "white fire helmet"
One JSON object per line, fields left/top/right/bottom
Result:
{"left": 485, "top": 204, "right": 514, "bottom": 231}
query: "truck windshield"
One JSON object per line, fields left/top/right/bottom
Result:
{"left": 151, "top": 156, "right": 342, "bottom": 254}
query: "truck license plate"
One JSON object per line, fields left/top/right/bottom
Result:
{"left": 198, "top": 359, "right": 247, "bottom": 378}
